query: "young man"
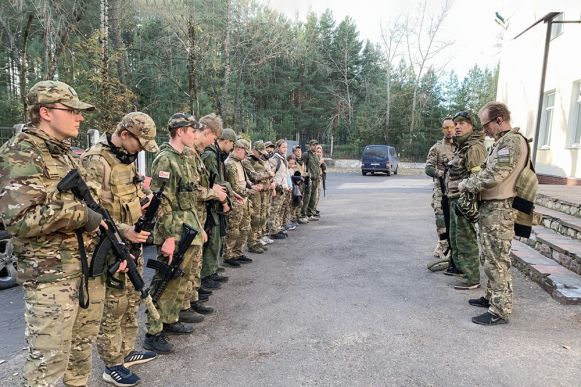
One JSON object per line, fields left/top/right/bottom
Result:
{"left": 425, "top": 118, "right": 456, "bottom": 267}
{"left": 267, "top": 139, "right": 291, "bottom": 239}
{"left": 459, "top": 102, "right": 530, "bottom": 325}
{"left": 0, "top": 80, "right": 106, "bottom": 387}
{"left": 143, "top": 113, "right": 217, "bottom": 353}
{"left": 82, "top": 112, "right": 159, "bottom": 386}
{"left": 301, "top": 139, "right": 321, "bottom": 221}
{"left": 445, "top": 111, "right": 486, "bottom": 289}
{"left": 292, "top": 145, "right": 309, "bottom": 224}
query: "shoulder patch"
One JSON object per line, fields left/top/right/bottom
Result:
{"left": 159, "top": 171, "right": 170, "bottom": 179}
{"left": 497, "top": 148, "right": 511, "bottom": 156}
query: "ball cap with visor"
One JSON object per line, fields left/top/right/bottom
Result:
{"left": 453, "top": 111, "right": 473, "bottom": 124}
{"left": 309, "top": 139, "right": 318, "bottom": 145}
{"left": 235, "top": 139, "right": 250, "bottom": 153}
{"left": 220, "top": 128, "right": 238, "bottom": 142}
{"left": 118, "top": 112, "right": 159, "bottom": 153}
{"left": 252, "top": 140, "right": 267, "bottom": 155}
{"left": 264, "top": 141, "right": 275, "bottom": 149}
{"left": 168, "top": 112, "right": 204, "bottom": 130}
{"left": 27, "top": 80, "right": 95, "bottom": 111}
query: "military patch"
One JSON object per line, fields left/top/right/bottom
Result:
{"left": 497, "top": 147, "right": 511, "bottom": 156}
{"left": 159, "top": 171, "right": 170, "bottom": 179}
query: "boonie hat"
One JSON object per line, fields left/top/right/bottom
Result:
{"left": 118, "top": 112, "right": 159, "bottom": 153}
{"left": 27, "top": 80, "right": 95, "bottom": 111}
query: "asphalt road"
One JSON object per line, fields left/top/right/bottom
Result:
{"left": 2, "top": 171, "right": 581, "bottom": 386}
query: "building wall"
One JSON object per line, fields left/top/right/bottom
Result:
{"left": 496, "top": 2, "right": 581, "bottom": 179}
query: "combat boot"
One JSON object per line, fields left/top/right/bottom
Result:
{"left": 178, "top": 308, "right": 204, "bottom": 324}
{"left": 224, "top": 258, "right": 241, "bottom": 267}
{"left": 238, "top": 255, "right": 253, "bottom": 263}
{"left": 210, "top": 273, "right": 229, "bottom": 282}
{"left": 201, "top": 277, "right": 222, "bottom": 289}
{"left": 191, "top": 300, "right": 214, "bottom": 315}
{"left": 143, "top": 333, "right": 174, "bottom": 354}
{"left": 198, "top": 291, "right": 210, "bottom": 302}
{"left": 270, "top": 232, "right": 285, "bottom": 240}
{"left": 163, "top": 322, "right": 194, "bottom": 335}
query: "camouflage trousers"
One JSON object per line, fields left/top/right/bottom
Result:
{"left": 23, "top": 275, "right": 105, "bottom": 387}
{"left": 281, "top": 191, "right": 292, "bottom": 226}
{"left": 267, "top": 189, "right": 287, "bottom": 234}
{"left": 306, "top": 178, "right": 320, "bottom": 216}
{"left": 432, "top": 182, "right": 446, "bottom": 237}
{"left": 479, "top": 199, "right": 516, "bottom": 319}
{"left": 201, "top": 223, "right": 221, "bottom": 279}
{"left": 184, "top": 245, "right": 203, "bottom": 306}
{"left": 96, "top": 255, "right": 144, "bottom": 367}
{"left": 146, "top": 245, "right": 195, "bottom": 335}
{"left": 262, "top": 189, "right": 272, "bottom": 235}
{"left": 248, "top": 191, "right": 266, "bottom": 249}
{"left": 449, "top": 197, "right": 480, "bottom": 284}
{"left": 223, "top": 201, "right": 251, "bottom": 259}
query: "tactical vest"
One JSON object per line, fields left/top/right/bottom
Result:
{"left": 225, "top": 156, "right": 247, "bottom": 197}
{"left": 82, "top": 144, "right": 142, "bottom": 225}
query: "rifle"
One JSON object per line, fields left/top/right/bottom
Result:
{"left": 146, "top": 223, "right": 198, "bottom": 303}
{"left": 57, "top": 169, "right": 160, "bottom": 320}
{"left": 321, "top": 163, "right": 327, "bottom": 197}
{"left": 129, "top": 176, "right": 168, "bottom": 260}
{"left": 205, "top": 171, "right": 229, "bottom": 237}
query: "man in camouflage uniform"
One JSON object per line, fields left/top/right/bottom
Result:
{"left": 261, "top": 141, "right": 277, "bottom": 245}
{"left": 0, "top": 80, "right": 106, "bottom": 387}
{"left": 301, "top": 139, "right": 321, "bottom": 221}
{"left": 143, "top": 113, "right": 216, "bottom": 353}
{"left": 81, "top": 112, "right": 159, "bottom": 386}
{"left": 445, "top": 111, "right": 486, "bottom": 289}
{"left": 267, "top": 139, "right": 291, "bottom": 239}
{"left": 243, "top": 140, "right": 274, "bottom": 253}
{"left": 200, "top": 128, "right": 238, "bottom": 280}
{"left": 459, "top": 102, "right": 529, "bottom": 325}
{"left": 223, "top": 139, "right": 259, "bottom": 266}
{"left": 181, "top": 113, "right": 227, "bottom": 315}
{"left": 292, "top": 145, "right": 309, "bottom": 224}
{"left": 425, "top": 117, "right": 456, "bottom": 267}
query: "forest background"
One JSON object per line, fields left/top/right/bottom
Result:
{"left": 0, "top": 0, "right": 500, "bottom": 161}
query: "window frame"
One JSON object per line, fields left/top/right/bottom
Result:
{"left": 538, "top": 90, "right": 556, "bottom": 149}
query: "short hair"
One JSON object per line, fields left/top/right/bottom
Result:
{"left": 27, "top": 103, "right": 43, "bottom": 125}
{"left": 442, "top": 116, "right": 453, "bottom": 124}
{"left": 287, "top": 154, "right": 296, "bottom": 162}
{"left": 479, "top": 102, "right": 511, "bottom": 123}
{"left": 199, "top": 113, "right": 223, "bottom": 136}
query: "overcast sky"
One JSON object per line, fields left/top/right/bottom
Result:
{"left": 265, "top": 0, "right": 518, "bottom": 77}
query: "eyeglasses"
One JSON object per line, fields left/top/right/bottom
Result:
{"left": 481, "top": 117, "right": 498, "bottom": 129}
{"left": 453, "top": 111, "right": 471, "bottom": 121}
{"left": 441, "top": 125, "right": 455, "bottom": 130}
{"left": 45, "top": 106, "right": 82, "bottom": 115}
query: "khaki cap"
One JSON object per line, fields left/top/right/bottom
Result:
{"left": 27, "top": 80, "right": 95, "bottom": 111}
{"left": 235, "top": 139, "right": 250, "bottom": 153}
{"left": 118, "top": 112, "right": 159, "bottom": 153}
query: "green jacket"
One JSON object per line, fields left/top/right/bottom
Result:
{"left": 202, "top": 143, "right": 231, "bottom": 225}
{"left": 446, "top": 131, "right": 486, "bottom": 198}
{"left": 303, "top": 150, "right": 321, "bottom": 180}
{"left": 151, "top": 142, "right": 203, "bottom": 246}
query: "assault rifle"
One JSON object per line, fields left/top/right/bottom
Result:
{"left": 57, "top": 169, "right": 160, "bottom": 319}
{"left": 146, "top": 223, "right": 198, "bottom": 303}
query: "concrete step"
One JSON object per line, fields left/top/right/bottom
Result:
{"left": 535, "top": 205, "right": 581, "bottom": 241}
{"left": 511, "top": 240, "right": 581, "bottom": 304}
{"left": 536, "top": 191, "right": 581, "bottom": 218}
{"left": 518, "top": 226, "right": 581, "bottom": 275}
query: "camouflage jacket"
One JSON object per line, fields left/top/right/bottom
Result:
{"left": 81, "top": 135, "right": 146, "bottom": 237}
{"left": 303, "top": 150, "right": 321, "bottom": 180}
{"left": 202, "top": 143, "right": 232, "bottom": 225}
{"left": 151, "top": 142, "right": 203, "bottom": 246}
{"left": 445, "top": 131, "right": 486, "bottom": 198}
{"left": 0, "top": 127, "right": 100, "bottom": 283}
{"left": 185, "top": 146, "right": 220, "bottom": 228}
{"left": 463, "top": 127, "right": 528, "bottom": 200}
{"left": 225, "top": 154, "right": 253, "bottom": 198}
{"left": 242, "top": 155, "right": 271, "bottom": 185}
{"left": 425, "top": 137, "right": 455, "bottom": 179}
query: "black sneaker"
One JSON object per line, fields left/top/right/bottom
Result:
{"left": 123, "top": 350, "right": 157, "bottom": 367}
{"left": 270, "top": 233, "right": 285, "bottom": 240}
{"left": 191, "top": 300, "right": 214, "bottom": 315}
{"left": 198, "top": 287, "right": 213, "bottom": 295}
{"left": 163, "top": 322, "right": 194, "bottom": 335}
{"left": 198, "top": 291, "right": 210, "bottom": 302}
{"left": 143, "top": 333, "right": 174, "bottom": 354}
{"left": 223, "top": 258, "right": 241, "bottom": 267}
{"left": 210, "top": 273, "right": 229, "bottom": 283}
{"left": 443, "top": 267, "right": 463, "bottom": 276}
{"left": 103, "top": 364, "right": 140, "bottom": 387}
{"left": 237, "top": 255, "right": 253, "bottom": 263}
{"left": 472, "top": 311, "right": 508, "bottom": 326}
{"left": 178, "top": 309, "right": 204, "bottom": 324}
{"left": 201, "top": 278, "right": 222, "bottom": 289}
{"left": 468, "top": 297, "right": 491, "bottom": 308}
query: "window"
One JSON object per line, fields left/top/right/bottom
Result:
{"left": 550, "top": 13, "right": 564, "bottom": 40}
{"left": 539, "top": 91, "right": 555, "bottom": 148}
{"left": 572, "top": 83, "right": 581, "bottom": 146}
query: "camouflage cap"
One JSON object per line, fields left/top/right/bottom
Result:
{"left": 309, "top": 139, "right": 318, "bottom": 145}
{"left": 264, "top": 141, "right": 275, "bottom": 149}
{"left": 220, "top": 128, "right": 238, "bottom": 142}
{"left": 235, "top": 139, "right": 250, "bottom": 153}
{"left": 252, "top": 140, "right": 267, "bottom": 154}
{"left": 118, "top": 112, "right": 159, "bottom": 153}
{"left": 168, "top": 112, "right": 201, "bottom": 130}
{"left": 27, "top": 80, "right": 95, "bottom": 111}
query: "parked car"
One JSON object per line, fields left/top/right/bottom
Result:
{"left": 361, "top": 144, "right": 399, "bottom": 176}
{"left": 0, "top": 224, "right": 17, "bottom": 290}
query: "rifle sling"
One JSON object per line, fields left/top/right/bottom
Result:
{"left": 75, "top": 230, "right": 91, "bottom": 309}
